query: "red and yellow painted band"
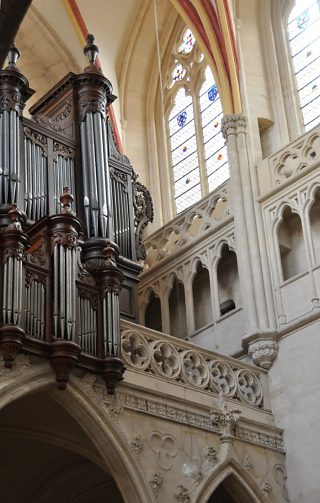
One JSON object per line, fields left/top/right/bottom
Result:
{"left": 170, "top": 0, "right": 241, "bottom": 114}
{"left": 63, "top": 0, "right": 124, "bottom": 153}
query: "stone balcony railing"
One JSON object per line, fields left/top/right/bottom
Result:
{"left": 120, "top": 321, "right": 270, "bottom": 412}
{"left": 257, "top": 123, "right": 320, "bottom": 198}
{"left": 142, "top": 181, "right": 231, "bottom": 272}
{"left": 257, "top": 124, "right": 320, "bottom": 326}
{"left": 137, "top": 182, "right": 245, "bottom": 356}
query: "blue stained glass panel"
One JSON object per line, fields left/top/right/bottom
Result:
{"left": 168, "top": 88, "right": 201, "bottom": 213}
{"left": 208, "top": 85, "right": 218, "bottom": 102}
{"left": 199, "top": 66, "right": 229, "bottom": 191}
{"left": 177, "top": 111, "right": 187, "bottom": 127}
{"left": 288, "top": 0, "right": 320, "bottom": 130}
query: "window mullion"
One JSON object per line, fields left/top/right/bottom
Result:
{"left": 193, "top": 86, "right": 208, "bottom": 197}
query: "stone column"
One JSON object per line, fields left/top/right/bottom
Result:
{"left": 222, "top": 115, "right": 258, "bottom": 333}
{"left": 222, "top": 114, "right": 278, "bottom": 368}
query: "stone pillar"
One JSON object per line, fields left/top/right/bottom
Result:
{"left": 222, "top": 114, "right": 278, "bottom": 368}
{"left": 222, "top": 115, "right": 259, "bottom": 334}
{"left": 0, "top": 44, "right": 33, "bottom": 208}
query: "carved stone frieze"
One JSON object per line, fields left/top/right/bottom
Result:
{"left": 115, "top": 390, "right": 284, "bottom": 452}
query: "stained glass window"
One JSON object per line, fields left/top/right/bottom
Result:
{"left": 288, "top": 0, "right": 320, "bottom": 130}
{"left": 166, "top": 29, "right": 229, "bottom": 214}
{"left": 178, "top": 28, "right": 196, "bottom": 54}
{"left": 168, "top": 88, "right": 201, "bottom": 213}
{"left": 199, "top": 66, "right": 229, "bottom": 192}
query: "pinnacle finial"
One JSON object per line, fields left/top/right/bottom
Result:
{"left": 60, "top": 187, "right": 74, "bottom": 214}
{"left": 84, "top": 33, "right": 99, "bottom": 69}
{"left": 6, "top": 43, "right": 20, "bottom": 71}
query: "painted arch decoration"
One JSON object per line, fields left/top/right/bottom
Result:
{"left": 170, "top": 0, "right": 241, "bottom": 114}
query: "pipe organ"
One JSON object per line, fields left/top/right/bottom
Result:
{"left": 0, "top": 37, "right": 153, "bottom": 392}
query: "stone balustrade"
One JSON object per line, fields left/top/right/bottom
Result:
{"left": 120, "top": 321, "right": 269, "bottom": 410}
{"left": 257, "top": 123, "right": 320, "bottom": 197}
{"left": 143, "top": 181, "right": 231, "bottom": 271}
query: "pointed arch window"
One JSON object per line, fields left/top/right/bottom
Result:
{"left": 166, "top": 28, "right": 229, "bottom": 214}
{"left": 288, "top": 0, "right": 320, "bottom": 130}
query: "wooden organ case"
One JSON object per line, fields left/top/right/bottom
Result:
{"left": 0, "top": 37, "right": 153, "bottom": 392}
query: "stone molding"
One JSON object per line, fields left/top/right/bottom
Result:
{"left": 115, "top": 389, "right": 284, "bottom": 452}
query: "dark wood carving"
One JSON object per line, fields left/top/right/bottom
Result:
{"left": 0, "top": 37, "right": 153, "bottom": 392}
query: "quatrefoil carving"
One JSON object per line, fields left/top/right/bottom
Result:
{"left": 149, "top": 431, "right": 178, "bottom": 470}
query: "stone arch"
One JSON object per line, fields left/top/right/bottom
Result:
{"left": 275, "top": 204, "right": 308, "bottom": 281}
{"left": 195, "top": 460, "right": 267, "bottom": 503}
{"left": 0, "top": 364, "right": 152, "bottom": 503}
{"left": 215, "top": 242, "right": 240, "bottom": 316}
{"left": 143, "top": 287, "right": 162, "bottom": 332}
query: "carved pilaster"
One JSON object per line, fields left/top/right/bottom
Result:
{"left": 81, "top": 237, "right": 125, "bottom": 394}
{"left": 0, "top": 45, "right": 34, "bottom": 206}
{"left": 76, "top": 38, "right": 115, "bottom": 238}
{"left": 0, "top": 205, "right": 29, "bottom": 367}
{"left": 49, "top": 190, "right": 81, "bottom": 388}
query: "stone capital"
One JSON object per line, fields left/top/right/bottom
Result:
{"left": 243, "top": 331, "right": 279, "bottom": 370}
{"left": 221, "top": 114, "right": 247, "bottom": 139}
